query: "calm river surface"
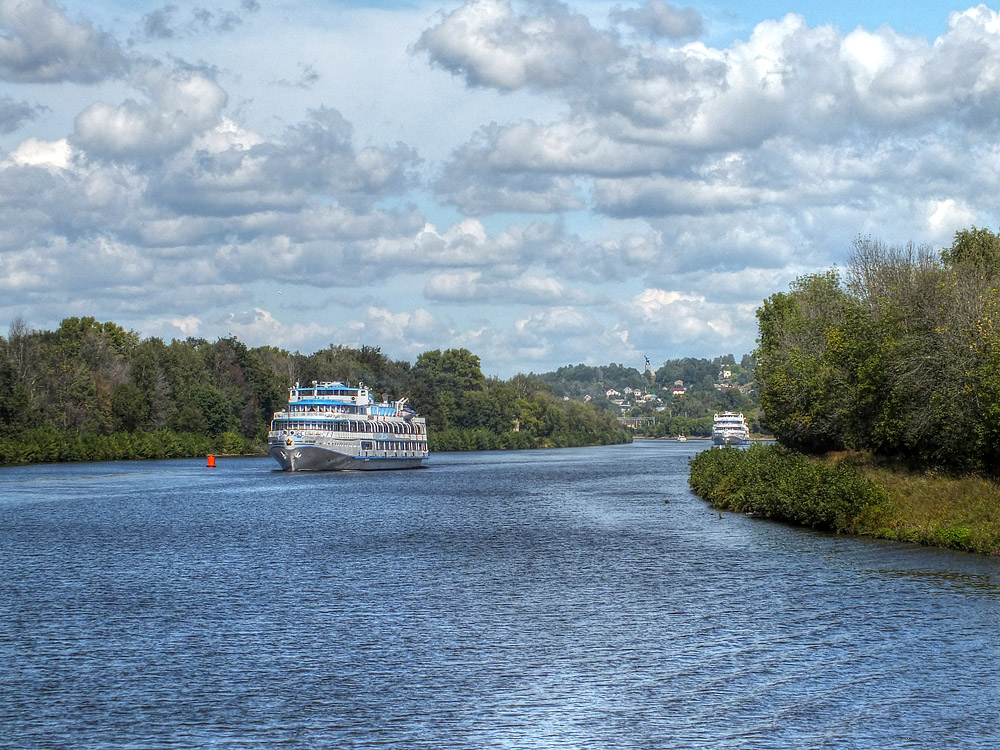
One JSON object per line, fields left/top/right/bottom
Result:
{"left": 2, "top": 440, "right": 999, "bottom": 748}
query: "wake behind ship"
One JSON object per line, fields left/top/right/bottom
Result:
{"left": 268, "top": 381, "right": 428, "bottom": 471}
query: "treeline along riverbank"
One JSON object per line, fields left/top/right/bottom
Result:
{"left": 688, "top": 228, "right": 1000, "bottom": 555}
{"left": 0, "top": 318, "right": 630, "bottom": 465}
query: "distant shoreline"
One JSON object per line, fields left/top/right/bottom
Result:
{"left": 631, "top": 436, "right": 773, "bottom": 442}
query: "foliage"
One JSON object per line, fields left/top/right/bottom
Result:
{"left": 533, "top": 355, "right": 760, "bottom": 437}
{"left": 689, "top": 446, "right": 1000, "bottom": 555}
{"left": 0, "top": 321, "right": 630, "bottom": 464}
{"left": 755, "top": 270, "right": 854, "bottom": 453}
{"left": 941, "top": 226, "right": 1000, "bottom": 273}
{"left": 533, "top": 362, "right": 652, "bottom": 402}
{"left": 755, "top": 231, "right": 1000, "bottom": 474}
{"left": 688, "top": 444, "right": 889, "bottom": 533}
{"left": 655, "top": 357, "right": 718, "bottom": 390}
{"left": 0, "top": 427, "right": 253, "bottom": 465}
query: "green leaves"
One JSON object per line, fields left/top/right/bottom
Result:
{"left": 757, "top": 231, "right": 1000, "bottom": 474}
{"left": 689, "top": 445, "right": 889, "bottom": 532}
{"left": 942, "top": 226, "right": 1000, "bottom": 274}
{"left": 756, "top": 271, "right": 851, "bottom": 453}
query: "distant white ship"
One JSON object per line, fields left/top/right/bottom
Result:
{"left": 268, "top": 381, "right": 428, "bottom": 471}
{"left": 712, "top": 412, "right": 750, "bottom": 446}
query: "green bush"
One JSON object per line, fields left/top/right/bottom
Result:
{"left": 689, "top": 444, "right": 889, "bottom": 532}
{"left": 0, "top": 427, "right": 258, "bottom": 465}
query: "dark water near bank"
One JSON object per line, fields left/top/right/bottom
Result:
{"left": 1, "top": 441, "right": 999, "bottom": 748}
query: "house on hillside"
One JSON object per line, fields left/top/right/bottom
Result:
{"left": 670, "top": 380, "right": 686, "bottom": 396}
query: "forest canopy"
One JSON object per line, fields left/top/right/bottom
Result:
{"left": 0, "top": 321, "right": 630, "bottom": 464}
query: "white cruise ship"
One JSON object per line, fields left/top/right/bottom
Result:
{"left": 712, "top": 411, "right": 750, "bottom": 446}
{"left": 268, "top": 381, "right": 428, "bottom": 471}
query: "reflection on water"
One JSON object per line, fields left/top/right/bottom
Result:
{"left": 1, "top": 441, "right": 999, "bottom": 748}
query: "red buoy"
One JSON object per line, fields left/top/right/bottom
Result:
{"left": 207, "top": 454, "right": 216, "bottom": 468}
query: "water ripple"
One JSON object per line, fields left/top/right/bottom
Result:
{"left": 2, "top": 444, "right": 999, "bottom": 748}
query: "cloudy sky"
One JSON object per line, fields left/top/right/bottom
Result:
{"left": 0, "top": 0, "right": 993, "bottom": 376}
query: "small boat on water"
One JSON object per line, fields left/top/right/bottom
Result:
{"left": 712, "top": 411, "right": 750, "bottom": 446}
{"left": 268, "top": 381, "right": 429, "bottom": 471}
{"left": 677, "top": 433, "right": 687, "bottom": 442}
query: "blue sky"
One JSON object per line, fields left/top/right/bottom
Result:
{"left": 0, "top": 0, "right": 995, "bottom": 377}
{"left": 704, "top": 0, "right": 967, "bottom": 40}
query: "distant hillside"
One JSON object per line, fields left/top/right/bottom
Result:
{"left": 533, "top": 355, "right": 761, "bottom": 437}
{"left": 532, "top": 362, "right": 650, "bottom": 402}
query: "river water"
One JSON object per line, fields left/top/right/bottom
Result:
{"left": 1, "top": 440, "right": 998, "bottom": 748}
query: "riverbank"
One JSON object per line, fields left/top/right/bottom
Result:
{"left": 689, "top": 445, "right": 1000, "bottom": 555}
{"left": 856, "top": 463, "right": 1000, "bottom": 554}
{"left": 0, "top": 426, "right": 258, "bottom": 465}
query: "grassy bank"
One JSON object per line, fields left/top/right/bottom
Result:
{"left": 689, "top": 445, "right": 1000, "bottom": 555}
{"left": 855, "top": 464, "right": 1000, "bottom": 554}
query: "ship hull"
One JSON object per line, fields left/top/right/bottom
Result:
{"left": 269, "top": 442, "right": 427, "bottom": 471}
{"left": 712, "top": 435, "right": 750, "bottom": 446}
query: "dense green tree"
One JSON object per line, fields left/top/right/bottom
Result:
{"left": 755, "top": 270, "right": 853, "bottom": 453}
{"left": 941, "top": 226, "right": 1000, "bottom": 274}
{"left": 190, "top": 384, "right": 237, "bottom": 436}
{"left": 655, "top": 358, "right": 718, "bottom": 390}
{"left": 129, "top": 337, "right": 172, "bottom": 430}
{"left": 111, "top": 382, "right": 148, "bottom": 433}
{"left": 757, "top": 231, "right": 1000, "bottom": 473}
{"left": 0, "top": 354, "right": 30, "bottom": 437}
